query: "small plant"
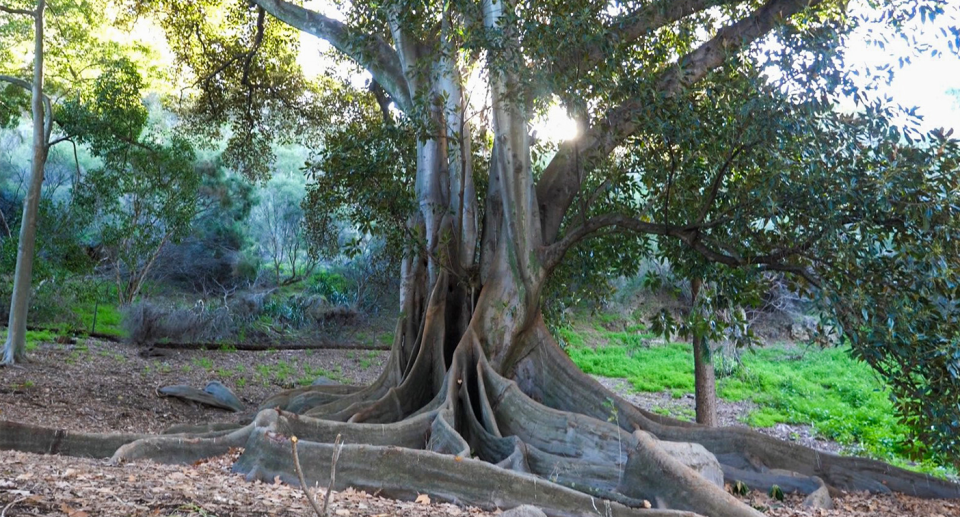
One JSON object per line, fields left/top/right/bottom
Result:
{"left": 192, "top": 357, "right": 214, "bottom": 371}
{"left": 274, "top": 360, "right": 295, "bottom": 383}
{"left": 236, "top": 377, "right": 247, "bottom": 388}
{"left": 768, "top": 485, "right": 784, "bottom": 501}
{"left": 731, "top": 480, "right": 750, "bottom": 496}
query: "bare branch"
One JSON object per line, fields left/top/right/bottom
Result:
{"left": 537, "top": 0, "right": 827, "bottom": 245}
{"left": 692, "top": 139, "right": 760, "bottom": 230}
{"left": 0, "top": 201, "right": 11, "bottom": 239}
{"left": 291, "top": 435, "right": 324, "bottom": 517}
{"left": 252, "top": 0, "right": 411, "bottom": 111}
{"left": 240, "top": 8, "right": 267, "bottom": 88}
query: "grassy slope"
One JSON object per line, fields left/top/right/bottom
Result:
{"left": 560, "top": 315, "right": 954, "bottom": 476}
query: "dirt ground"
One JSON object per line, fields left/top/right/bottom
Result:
{"left": 1, "top": 338, "right": 958, "bottom": 517}
{"left": 0, "top": 338, "right": 386, "bottom": 433}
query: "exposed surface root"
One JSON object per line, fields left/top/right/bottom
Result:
{"left": 2, "top": 299, "right": 958, "bottom": 517}
{"left": 0, "top": 421, "right": 146, "bottom": 458}
{"left": 518, "top": 319, "right": 960, "bottom": 501}
{"left": 232, "top": 420, "right": 697, "bottom": 517}
{"left": 111, "top": 425, "right": 253, "bottom": 465}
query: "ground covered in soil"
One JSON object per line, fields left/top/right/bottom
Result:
{"left": 1, "top": 337, "right": 958, "bottom": 516}
{"left": 0, "top": 338, "right": 386, "bottom": 433}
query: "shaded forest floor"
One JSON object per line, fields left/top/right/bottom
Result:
{"left": 0, "top": 337, "right": 958, "bottom": 516}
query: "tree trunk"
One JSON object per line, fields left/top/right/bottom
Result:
{"left": 690, "top": 278, "right": 718, "bottom": 427}
{"left": 2, "top": 0, "right": 46, "bottom": 366}
{"left": 693, "top": 335, "right": 718, "bottom": 427}
{"left": 3, "top": 3, "right": 960, "bottom": 514}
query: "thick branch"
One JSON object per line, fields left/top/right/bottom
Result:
{"left": 543, "top": 213, "right": 821, "bottom": 288}
{"left": 252, "top": 0, "right": 411, "bottom": 111}
{"left": 0, "top": 4, "right": 34, "bottom": 15}
{"left": 537, "top": 0, "right": 826, "bottom": 245}
{"left": 0, "top": 74, "right": 53, "bottom": 145}
{"left": 572, "top": 0, "right": 743, "bottom": 74}
{"left": 368, "top": 80, "right": 393, "bottom": 125}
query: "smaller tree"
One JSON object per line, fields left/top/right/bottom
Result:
{"left": 1, "top": 0, "right": 50, "bottom": 365}
{"left": 63, "top": 59, "right": 200, "bottom": 305}
{"left": 250, "top": 170, "right": 317, "bottom": 286}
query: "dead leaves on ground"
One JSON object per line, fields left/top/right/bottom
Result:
{"left": 0, "top": 450, "right": 489, "bottom": 516}
{"left": 747, "top": 490, "right": 959, "bottom": 517}
{"left": 1, "top": 449, "right": 958, "bottom": 516}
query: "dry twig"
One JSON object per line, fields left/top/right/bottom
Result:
{"left": 1, "top": 497, "right": 26, "bottom": 517}
{"left": 291, "top": 433, "right": 343, "bottom": 517}
{"left": 323, "top": 434, "right": 344, "bottom": 515}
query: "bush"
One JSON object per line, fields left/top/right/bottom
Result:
{"left": 122, "top": 301, "right": 235, "bottom": 346}
{"left": 121, "top": 289, "right": 360, "bottom": 346}
{"left": 308, "top": 270, "right": 351, "bottom": 306}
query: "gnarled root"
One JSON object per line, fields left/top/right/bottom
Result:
{"left": 516, "top": 317, "right": 960, "bottom": 503}
{"left": 2, "top": 297, "right": 958, "bottom": 517}
{"left": 0, "top": 421, "right": 146, "bottom": 458}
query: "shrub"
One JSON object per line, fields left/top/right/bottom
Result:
{"left": 122, "top": 301, "right": 235, "bottom": 346}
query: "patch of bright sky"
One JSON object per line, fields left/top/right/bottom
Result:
{"left": 839, "top": 0, "right": 960, "bottom": 132}
{"left": 293, "top": 1, "right": 959, "bottom": 140}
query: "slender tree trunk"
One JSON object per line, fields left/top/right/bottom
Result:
{"left": 1, "top": 3, "right": 955, "bottom": 515}
{"left": 2, "top": 0, "right": 46, "bottom": 366}
{"left": 690, "top": 278, "right": 718, "bottom": 427}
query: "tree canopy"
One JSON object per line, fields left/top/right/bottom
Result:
{"left": 2, "top": 0, "right": 960, "bottom": 515}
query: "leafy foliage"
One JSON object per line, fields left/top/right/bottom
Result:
{"left": 61, "top": 59, "right": 200, "bottom": 304}
{"left": 302, "top": 79, "right": 417, "bottom": 257}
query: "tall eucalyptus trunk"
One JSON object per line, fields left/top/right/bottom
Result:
{"left": 3, "top": 0, "right": 47, "bottom": 366}
{"left": 2, "top": 2, "right": 958, "bottom": 516}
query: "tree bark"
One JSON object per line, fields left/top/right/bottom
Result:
{"left": 690, "top": 278, "right": 718, "bottom": 427}
{"left": 3, "top": 0, "right": 47, "bottom": 366}
{"left": 2, "top": 2, "right": 959, "bottom": 515}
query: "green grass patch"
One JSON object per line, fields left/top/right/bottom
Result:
{"left": 564, "top": 319, "right": 951, "bottom": 474}
{"left": 77, "top": 302, "right": 125, "bottom": 337}
{"left": 569, "top": 342, "right": 694, "bottom": 393}
{"left": 24, "top": 329, "right": 59, "bottom": 351}
{"left": 718, "top": 347, "right": 906, "bottom": 459}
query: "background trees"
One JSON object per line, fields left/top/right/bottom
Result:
{"left": 62, "top": 59, "right": 200, "bottom": 304}
{"left": 250, "top": 170, "right": 315, "bottom": 286}
{"left": 0, "top": 0, "right": 958, "bottom": 514}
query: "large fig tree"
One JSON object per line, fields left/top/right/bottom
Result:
{"left": 3, "top": 0, "right": 960, "bottom": 515}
